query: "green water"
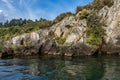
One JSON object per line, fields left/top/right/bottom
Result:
{"left": 0, "top": 56, "right": 120, "bottom": 80}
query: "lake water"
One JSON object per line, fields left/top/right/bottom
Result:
{"left": 0, "top": 56, "right": 120, "bottom": 80}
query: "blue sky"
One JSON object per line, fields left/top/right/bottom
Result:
{"left": 0, "top": 0, "right": 93, "bottom": 22}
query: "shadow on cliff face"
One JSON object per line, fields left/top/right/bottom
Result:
{"left": 2, "top": 39, "right": 120, "bottom": 58}
{"left": 1, "top": 40, "right": 100, "bottom": 58}
{"left": 39, "top": 39, "right": 58, "bottom": 55}
{"left": 1, "top": 47, "right": 14, "bottom": 58}
{"left": 101, "top": 44, "right": 120, "bottom": 55}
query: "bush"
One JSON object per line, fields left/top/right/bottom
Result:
{"left": 103, "top": 0, "right": 114, "bottom": 7}
{"left": 53, "top": 12, "right": 73, "bottom": 24}
{"left": 45, "top": 34, "right": 66, "bottom": 45}
{"left": 86, "top": 29, "right": 102, "bottom": 45}
{"left": 76, "top": 4, "right": 93, "bottom": 13}
{"left": 76, "top": 0, "right": 114, "bottom": 13}
{"left": 80, "top": 9, "right": 89, "bottom": 19}
{"left": 76, "top": 6, "right": 84, "bottom": 13}
{"left": 87, "top": 12, "right": 101, "bottom": 28}
{"left": 86, "top": 12, "right": 105, "bottom": 46}
{"left": 56, "top": 37, "right": 66, "bottom": 45}
{"left": 92, "top": 0, "right": 114, "bottom": 10}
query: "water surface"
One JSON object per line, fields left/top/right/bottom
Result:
{"left": 0, "top": 56, "right": 120, "bottom": 80}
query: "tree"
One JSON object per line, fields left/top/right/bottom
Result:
{"left": 76, "top": 6, "right": 84, "bottom": 13}
{"left": 0, "top": 22, "right": 3, "bottom": 27}
{"left": 4, "top": 20, "right": 9, "bottom": 27}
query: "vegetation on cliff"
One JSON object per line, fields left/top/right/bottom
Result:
{"left": 53, "top": 12, "right": 74, "bottom": 24}
{"left": 0, "top": 0, "right": 113, "bottom": 44}
{"left": 86, "top": 12, "right": 105, "bottom": 46}
{"left": 0, "top": 18, "right": 52, "bottom": 41}
{"left": 45, "top": 34, "right": 66, "bottom": 45}
{"left": 76, "top": 0, "right": 113, "bottom": 46}
{"left": 76, "top": 0, "right": 113, "bottom": 13}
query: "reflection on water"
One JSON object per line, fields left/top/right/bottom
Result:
{"left": 0, "top": 56, "right": 120, "bottom": 80}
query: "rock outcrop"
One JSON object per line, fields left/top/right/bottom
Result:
{"left": 1, "top": 0, "right": 120, "bottom": 58}
{"left": 99, "top": 0, "right": 120, "bottom": 55}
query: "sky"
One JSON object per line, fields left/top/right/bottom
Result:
{"left": 0, "top": 0, "right": 93, "bottom": 22}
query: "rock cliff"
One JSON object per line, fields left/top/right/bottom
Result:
{"left": 1, "top": 0, "right": 120, "bottom": 57}
{"left": 99, "top": 0, "right": 120, "bottom": 54}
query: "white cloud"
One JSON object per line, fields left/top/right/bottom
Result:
{"left": 0, "top": 0, "right": 24, "bottom": 21}
{"left": 1, "top": 0, "right": 15, "bottom": 10}
{"left": 18, "top": 0, "right": 45, "bottom": 20}
{"left": 0, "top": 10, "right": 3, "bottom": 13}
{"left": 0, "top": 10, "right": 7, "bottom": 22}
{"left": 0, "top": 0, "right": 93, "bottom": 22}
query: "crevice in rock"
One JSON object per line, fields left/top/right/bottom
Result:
{"left": 1, "top": 51, "right": 8, "bottom": 58}
{"left": 92, "top": 49, "right": 100, "bottom": 56}
{"left": 38, "top": 45, "right": 43, "bottom": 56}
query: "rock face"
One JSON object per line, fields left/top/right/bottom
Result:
{"left": 1, "top": 0, "right": 120, "bottom": 57}
{"left": 1, "top": 14, "right": 96, "bottom": 57}
{"left": 99, "top": 0, "right": 120, "bottom": 55}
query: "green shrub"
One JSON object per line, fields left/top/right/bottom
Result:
{"left": 45, "top": 35, "right": 56, "bottom": 40}
{"left": 104, "top": 0, "right": 114, "bottom": 7}
{"left": 53, "top": 12, "right": 74, "bottom": 24}
{"left": 76, "top": 0, "right": 114, "bottom": 13}
{"left": 56, "top": 37, "right": 66, "bottom": 45}
{"left": 87, "top": 12, "right": 101, "bottom": 28}
{"left": 45, "top": 34, "right": 66, "bottom": 45}
{"left": 80, "top": 9, "right": 89, "bottom": 19}
{"left": 92, "top": 0, "right": 114, "bottom": 10}
{"left": 10, "top": 43, "right": 16, "bottom": 49}
{"left": 86, "top": 12, "right": 105, "bottom": 46}
{"left": 86, "top": 30, "right": 102, "bottom": 45}
{"left": 76, "top": 6, "right": 84, "bottom": 13}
